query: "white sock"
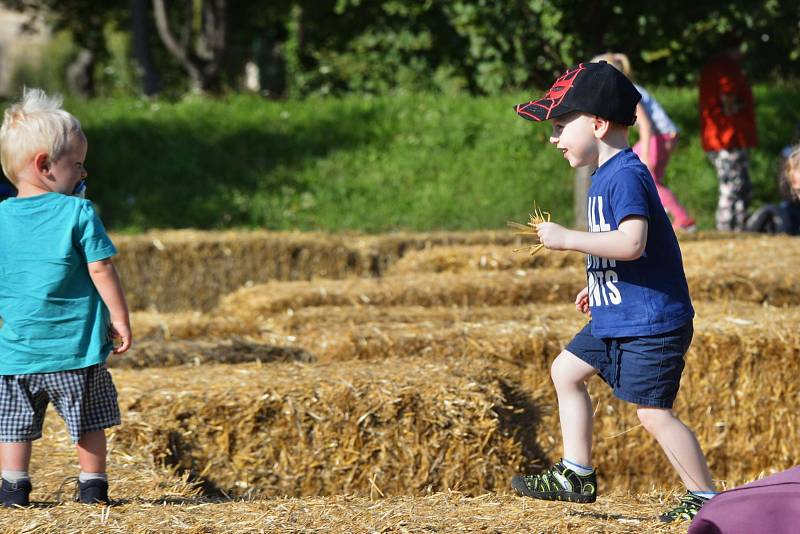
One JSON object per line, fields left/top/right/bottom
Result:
{"left": 690, "top": 490, "right": 717, "bottom": 500}
{"left": 562, "top": 458, "right": 593, "bottom": 476}
{"left": 79, "top": 471, "right": 108, "bottom": 483}
{"left": 1, "top": 469, "right": 30, "bottom": 483}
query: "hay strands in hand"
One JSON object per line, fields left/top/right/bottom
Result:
{"left": 507, "top": 203, "right": 551, "bottom": 256}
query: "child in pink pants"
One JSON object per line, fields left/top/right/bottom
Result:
{"left": 596, "top": 53, "right": 696, "bottom": 231}
{"left": 633, "top": 130, "right": 695, "bottom": 230}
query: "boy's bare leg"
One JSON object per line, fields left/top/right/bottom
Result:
{"left": 551, "top": 350, "right": 598, "bottom": 466}
{"left": 0, "top": 442, "right": 32, "bottom": 472}
{"left": 76, "top": 430, "right": 106, "bottom": 473}
{"left": 637, "top": 407, "right": 715, "bottom": 492}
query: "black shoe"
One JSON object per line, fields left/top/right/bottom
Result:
{"left": 1, "top": 478, "right": 32, "bottom": 507}
{"left": 659, "top": 491, "right": 710, "bottom": 523}
{"left": 77, "top": 479, "right": 110, "bottom": 504}
{"left": 511, "top": 459, "right": 597, "bottom": 503}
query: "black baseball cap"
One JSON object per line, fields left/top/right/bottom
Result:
{"left": 514, "top": 61, "right": 641, "bottom": 125}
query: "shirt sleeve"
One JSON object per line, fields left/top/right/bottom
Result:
{"left": 608, "top": 168, "right": 650, "bottom": 226}
{"left": 77, "top": 201, "right": 117, "bottom": 263}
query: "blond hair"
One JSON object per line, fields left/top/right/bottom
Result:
{"left": 784, "top": 143, "right": 800, "bottom": 199}
{"left": 591, "top": 52, "right": 632, "bottom": 78}
{"left": 0, "top": 88, "right": 83, "bottom": 184}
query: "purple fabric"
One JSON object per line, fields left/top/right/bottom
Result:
{"left": 689, "top": 466, "right": 800, "bottom": 534}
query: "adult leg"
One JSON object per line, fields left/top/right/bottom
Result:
{"left": 709, "top": 149, "right": 751, "bottom": 231}
{"left": 637, "top": 406, "right": 714, "bottom": 492}
{"left": 551, "top": 350, "right": 598, "bottom": 466}
{"left": 729, "top": 149, "right": 752, "bottom": 231}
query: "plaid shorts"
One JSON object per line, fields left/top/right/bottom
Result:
{"left": 0, "top": 364, "right": 120, "bottom": 443}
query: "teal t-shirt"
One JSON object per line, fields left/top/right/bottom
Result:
{"left": 0, "top": 193, "right": 117, "bottom": 374}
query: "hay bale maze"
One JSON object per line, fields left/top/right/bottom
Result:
{"left": 5, "top": 231, "right": 799, "bottom": 532}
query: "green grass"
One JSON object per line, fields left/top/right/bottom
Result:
{"left": 56, "top": 83, "right": 800, "bottom": 232}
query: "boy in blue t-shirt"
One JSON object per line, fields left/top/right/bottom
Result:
{"left": 510, "top": 62, "right": 716, "bottom": 522}
{"left": 0, "top": 88, "right": 132, "bottom": 507}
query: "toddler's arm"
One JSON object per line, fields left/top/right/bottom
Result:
{"left": 88, "top": 258, "right": 132, "bottom": 353}
{"left": 537, "top": 216, "right": 648, "bottom": 261}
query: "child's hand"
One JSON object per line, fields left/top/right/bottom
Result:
{"left": 110, "top": 320, "right": 132, "bottom": 354}
{"left": 536, "top": 222, "right": 569, "bottom": 250}
{"left": 575, "top": 286, "right": 591, "bottom": 317}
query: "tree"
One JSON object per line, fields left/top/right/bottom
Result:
{"left": 151, "top": 0, "right": 227, "bottom": 93}
{"left": 131, "top": 0, "right": 161, "bottom": 96}
{"left": 0, "top": 0, "right": 127, "bottom": 98}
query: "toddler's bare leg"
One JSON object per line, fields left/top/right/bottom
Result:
{"left": 0, "top": 442, "right": 32, "bottom": 471}
{"left": 551, "top": 350, "right": 598, "bottom": 466}
{"left": 637, "top": 407, "right": 714, "bottom": 492}
{"left": 76, "top": 430, "right": 107, "bottom": 473}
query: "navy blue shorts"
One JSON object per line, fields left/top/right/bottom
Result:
{"left": 565, "top": 321, "right": 693, "bottom": 409}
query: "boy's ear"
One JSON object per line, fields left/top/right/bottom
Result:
{"left": 592, "top": 116, "right": 611, "bottom": 139}
{"left": 33, "top": 152, "right": 50, "bottom": 175}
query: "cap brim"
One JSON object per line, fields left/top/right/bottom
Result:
{"left": 514, "top": 99, "right": 573, "bottom": 122}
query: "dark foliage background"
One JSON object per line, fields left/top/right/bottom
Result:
{"left": 2, "top": 1, "right": 798, "bottom": 96}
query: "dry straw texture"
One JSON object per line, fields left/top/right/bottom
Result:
{"left": 0, "top": 491, "right": 691, "bottom": 533}
{"left": 386, "top": 236, "right": 800, "bottom": 305}
{"left": 215, "top": 269, "right": 585, "bottom": 318}
{"left": 112, "top": 228, "right": 760, "bottom": 312}
{"left": 507, "top": 203, "right": 551, "bottom": 257}
{"left": 4, "top": 230, "right": 796, "bottom": 531}
{"left": 217, "top": 257, "right": 798, "bottom": 320}
{"left": 1, "top": 410, "right": 690, "bottom": 534}
{"left": 113, "top": 229, "right": 524, "bottom": 312}
{"left": 0, "top": 370, "right": 689, "bottom": 534}
{"left": 115, "top": 301, "right": 800, "bottom": 495}
{"left": 113, "top": 358, "right": 543, "bottom": 498}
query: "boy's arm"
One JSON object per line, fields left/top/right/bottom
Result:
{"left": 537, "top": 216, "right": 648, "bottom": 261}
{"left": 88, "top": 258, "right": 132, "bottom": 353}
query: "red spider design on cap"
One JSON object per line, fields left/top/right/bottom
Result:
{"left": 516, "top": 63, "right": 586, "bottom": 121}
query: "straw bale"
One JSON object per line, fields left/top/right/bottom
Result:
{"left": 129, "top": 310, "right": 252, "bottom": 340}
{"left": 682, "top": 234, "right": 800, "bottom": 305}
{"left": 216, "top": 269, "right": 586, "bottom": 319}
{"left": 126, "top": 306, "right": 575, "bottom": 368}
{"left": 0, "top": 490, "right": 691, "bottom": 533}
{"left": 129, "top": 300, "right": 798, "bottom": 372}
{"left": 0, "top": 369, "right": 686, "bottom": 533}
{"left": 111, "top": 228, "right": 768, "bottom": 313}
{"left": 285, "top": 302, "right": 800, "bottom": 491}
{"left": 113, "top": 230, "right": 367, "bottom": 313}
{"left": 113, "top": 229, "right": 527, "bottom": 313}
{"left": 217, "top": 254, "right": 798, "bottom": 321}
{"left": 261, "top": 305, "right": 578, "bottom": 365}
{"left": 112, "top": 358, "right": 546, "bottom": 498}
{"left": 115, "top": 299, "right": 799, "bottom": 495}
{"left": 109, "top": 338, "right": 313, "bottom": 369}
{"left": 387, "top": 245, "right": 584, "bottom": 275}
{"left": 126, "top": 301, "right": 800, "bottom": 492}
{"left": 387, "top": 233, "right": 800, "bottom": 277}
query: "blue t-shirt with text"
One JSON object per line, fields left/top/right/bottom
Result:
{"left": 0, "top": 193, "right": 117, "bottom": 374}
{"left": 585, "top": 149, "right": 694, "bottom": 338}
